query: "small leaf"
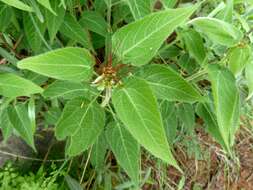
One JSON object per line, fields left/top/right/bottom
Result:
{"left": 177, "top": 103, "right": 195, "bottom": 132}
{"left": 17, "top": 47, "right": 95, "bottom": 81}
{"left": 90, "top": 132, "right": 108, "bottom": 171}
{"left": 8, "top": 104, "right": 36, "bottom": 150}
{"left": 55, "top": 97, "right": 105, "bottom": 156}
{"left": 79, "top": 11, "right": 108, "bottom": 37}
{"left": 246, "top": 61, "right": 253, "bottom": 99}
{"left": 60, "top": 14, "right": 92, "bottom": 49}
{"left": 0, "top": 73, "right": 43, "bottom": 97}
{"left": 126, "top": 0, "right": 154, "bottom": 20}
{"left": 0, "top": 105, "right": 13, "bottom": 142}
{"left": 65, "top": 175, "right": 83, "bottom": 190}
{"left": 190, "top": 17, "right": 243, "bottom": 47}
{"left": 159, "top": 100, "right": 177, "bottom": 144}
{"left": 37, "top": 0, "right": 56, "bottom": 15}
{"left": 137, "top": 64, "right": 203, "bottom": 103}
{"left": 228, "top": 44, "right": 251, "bottom": 76}
{"left": 161, "top": 0, "right": 177, "bottom": 8}
{"left": 0, "top": 4, "right": 13, "bottom": 32}
{"left": 43, "top": 80, "right": 98, "bottom": 99}
{"left": 28, "top": 97, "right": 36, "bottom": 133}
{"left": 112, "top": 76, "right": 180, "bottom": 170}
{"left": 112, "top": 5, "right": 198, "bottom": 66}
{"left": 208, "top": 64, "right": 240, "bottom": 149}
{"left": 196, "top": 102, "right": 227, "bottom": 150}
{"left": 45, "top": 0, "right": 65, "bottom": 43}
{"left": 23, "top": 12, "right": 45, "bottom": 53}
{"left": 0, "top": 0, "right": 33, "bottom": 12}
{"left": 44, "top": 107, "right": 62, "bottom": 125}
{"left": 180, "top": 28, "right": 206, "bottom": 65}
{"left": 106, "top": 121, "right": 140, "bottom": 185}
{"left": 216, "top": 0, "right": 233, "bottom": 23}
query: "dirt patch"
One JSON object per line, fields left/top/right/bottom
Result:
{"left": 142, "top": 126, "right": 253, "bottom": 190}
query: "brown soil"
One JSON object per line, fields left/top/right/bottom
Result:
{"left": 142, "top": 126, "right": 253, "bottom": 190}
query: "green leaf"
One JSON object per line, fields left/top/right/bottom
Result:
{"left": 112, "top": 76, "right": 180, "bottom": 170}
{"left": 23, "top": 12, "right": 45, "bottom": 53}
{"left": 246, "top": 61, "right": 253, "bottom": 99}
{"left": 126, "top": 0, "right": 154, "bottom": 20}
{"left": 180, "top": 28, "right": 206, "bottom": 65}
{"left": 28, "top": 97, "right": 36, "bottom": 133}
{"left": 37, "top": 0, "right": 56, "bottom": 15}
{"left": 208, "top": 64, "right": 240, "bottom": 150}
{"left": 136, "top": 65, "right": 203, "bottom": 103}
{"left": 0, "top": 47, "right": 18, "bottom": 65}
{"left": 44, "top": 107, "right": 62, "bottom": 125}
{"left": 0, "top": 0, "right": 33, "bottom": 12}
{"left": 177, "top": 103, "right": 195, "bottom": 132}
{"left": 79, "top": 11, "right": 108, "bottom": 37}
{"left": 106, "top": 121, "right": 140, "bottom": 184}
{"left": 190, "top": 17, "right": 243, "bottom": 47}
{"left": 161, "top": 0, "right": 177, "bottom": 8}
{"left": 45, "top": 0, "right": 65, "bottom": 43}
{"left": 56, "top": 97, "right": 105, "bottom": 156}
{"left": 0, "top": 4, "right": 13, "bottom": 32}
{"left": 112, "top": 5, "right": 198, "bottom": 66}
{"left": 196, "top": 102, "right": 227, "bottom": 150}
{"left": 90, "top": 132, "right": 108, "bottom": 171}
{"left": 8, "top": 104, "right": 36, "bottom": 150}
{"left": 228, "top": 44, "right": 252, "bottom": 76}
{"left": 0, "top": 73, "right": 43, "bottom": 97}
{"left": 159, "top": 100, "right": 177, "bottom": 144}
{"left": 216, "top": 0, "right": 233, "bottom": 23}
{"left": 17, "top": 47, "right": 94, "bottom": 81}
{"left": 60, "top": 13, "right": 92, "bottom": 49}
{"left": 43, "top": 80, "right": 98, "bottom": 99}
{"left": 0, "top": 104, "right": 13, "bottom": 142}
{"left": 65, "top": 175, "right": 83, "bottom": 190}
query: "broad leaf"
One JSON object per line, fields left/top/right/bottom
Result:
{"left": 126, "top": 0, "right": 154, "bottom": 20}
{"left": 112, "top": 5, "right": 198, "bottom": 66}
{"left": 79, "top": 11, "right": 108, "bottom": 37}
{"left": 37, "top": 0, "right": 56, "bottom": 15}
{"left": 0, "top": 0, "right": 33, "bottom": 12}
{"left": 246, "top": 61, "right": 253, "bottom": 99}
{"left": 180, "top": 28, "right": 206, "bottom": 65}
{"left": 228, "top": 44, "right": 251, "bottom": 76}
{"left": 0, "top": 73, "right": 43, "bottom": 97}
{"left": 208, "top": 64, "right": 240, "bottom": 149}
{"left": 112, "top": 77, "right": 180, "bottom": 170}
{"left": 190, "top": 17, "right": 243, "bottom": 47}
{"left": 137, "top": 65, "right": 203, "bottom": 103}
{"left": 106, "top": 121, "right": 140, "bottom": 184}
{"left": 17, "top": 47, "right": 94, "bottom": 81}
{"left": 8, "top": 104, "right": 35, "bottom": 150}
{"left": 45, "top": 0, "right": 65, "bottom": 43}
{"left": 56, "top": 97, "right": 105, "bottom": 156}
{"left": 43, "top": 80, "right": 98, "bottom": 99}
{"left": 60, "top": 14, "right": 92, "bottom": 49}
